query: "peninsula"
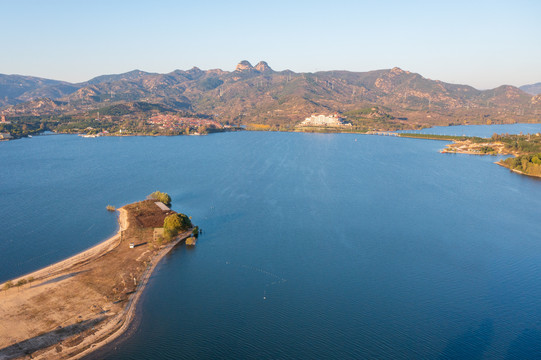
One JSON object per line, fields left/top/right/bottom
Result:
{"left": 398, "top": 132, "right": 541, "bottom": 178}
{"left": 0, "top": 192, "right": 196, "bottom": 359}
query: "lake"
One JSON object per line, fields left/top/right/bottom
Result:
{"left": 401, "top": 123, "right": 541, "bottom": 138}
{"left": 1, "top": 128, "right": 541, "bottom": 359}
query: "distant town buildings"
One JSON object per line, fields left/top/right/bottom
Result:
{"left": 299, "top": 114, "right": 351, "bottom": 127}
{"left": 0, "top": 115, "right": 10, "bottom": 124}
{"left": 1, "top": 115, "right": 13, "bottom": 140}
{"left": 147, "top": 114, "right": 223, "bottom": 131}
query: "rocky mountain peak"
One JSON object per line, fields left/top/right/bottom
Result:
{"left": 236, "top": 60, "right": 254, "bottom": 72}
{"left": 390, "top": 67, "right": 406, "bottom": 76}
{"left": 254, "top": 61, "right": 273, "bottom": 72}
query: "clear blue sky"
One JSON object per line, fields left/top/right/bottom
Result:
{"left": 2, "top": 0, "right": 540, "bottom": 89}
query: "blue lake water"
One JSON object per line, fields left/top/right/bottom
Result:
{"left": 1, "top": 129, "right": 541, "bottom": 359}
{"left": 401, "top": 123, "right": 541, "bottom": 138}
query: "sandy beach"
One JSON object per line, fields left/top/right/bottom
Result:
{"left": 0, "top": 201, "right": 193, "bottom": 360}
{"left": 3, "top": 209, "right": 128, "bottom": 290}
{"left": 439, "top": 140, "right": 510, "bottom": 155}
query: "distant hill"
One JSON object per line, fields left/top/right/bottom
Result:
{"left": 520, "top": 82, "right": 541, "bottom": 95}
{"left": 84, "top": 70, "right": 156, "bottom": 85}
{"left": 1, "top": 62, "right": 540, "bottom": 128}
{"left": 0, "top": 74, "right": 78, "bottom": 107}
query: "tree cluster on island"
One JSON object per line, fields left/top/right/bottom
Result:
{"left": 163, "top": 213, "right": 192, "bottom": 242}
{"left": 500, "top": 153, "right": 541, "bottom": 177}
{"left": 146, "top": 191, "right": 193, "bottom": 242}
{"left": 148, "top": 191, "right": 171, "bottom": 207}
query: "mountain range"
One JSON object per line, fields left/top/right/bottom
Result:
{"left": 1, "top": 61, "right": 540, "bottom": 127}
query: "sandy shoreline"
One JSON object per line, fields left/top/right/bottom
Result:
{"left": 1, "top": 209, "right": 128, "bottom": 290}
{"left": 0, "top": 201, "right": 194, "bottom": 360}
{"left": 71, "top": 230, "right": 191, "bottom": 360}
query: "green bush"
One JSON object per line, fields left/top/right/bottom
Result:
{"left": 149, "top": 191, "right": 171, "bottom": 207}
{"left": 163, "top": 213, "right": 193, "bottom": 241}
{"left": 502, "top": 153, "right": 541, "bottom": 177}
{"left": 3, "top": 280, "right": 13, "bottom": 290}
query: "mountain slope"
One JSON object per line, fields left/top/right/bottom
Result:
{"left": 0, "top": 74, "right": 77, "bottom": 107}
{"left": 84, "top": 70, "right": 155, "bottom": 85}
{"left": 1, "top": 62, "right": 540, "bottom": 128}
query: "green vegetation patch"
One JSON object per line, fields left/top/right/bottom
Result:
{"left": 163, "top": 213, "right": 192, "bottom": 241}
{"left": 148, "top": 191, "right": 171, "bottom": 207}
{"left": 397, "top": 133, "right": 480, "bottom": 141}
{"left": 198, "top": 77, "right": 224, "bottom": 91}
{"left": 501, "top": 153, "right": 541, "bottom": 177}
{"left": 0, "top": 121, "right": 43, "bottom": 138}
{"left": 491, "top": 133, "right": 541, "bottom": 154}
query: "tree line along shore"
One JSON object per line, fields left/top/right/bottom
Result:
{"left": 0, "top": 192, "right": 198, "bottom": 360}
{"left": 3, "top": 117, "right": 541, "bottom": 179}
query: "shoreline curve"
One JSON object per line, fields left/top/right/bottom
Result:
{"left": 0, "top": 201, "right": 194, "bottom": 360}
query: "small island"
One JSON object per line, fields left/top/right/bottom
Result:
{"left": 0, "top": 192, "right": 196, "bottom": 359}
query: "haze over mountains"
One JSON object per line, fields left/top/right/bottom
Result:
{"left": 520, "top": 82, "right": 541, "bottom": 96}
{"left": 1, "top": 61, "right": 540, "bottom": 127}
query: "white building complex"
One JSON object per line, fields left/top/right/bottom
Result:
{"left": 299, "top": 114, "right": 350, "bottom": 127}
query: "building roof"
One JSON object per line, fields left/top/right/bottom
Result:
{"left": 154, "top": 202, "right": 170, "bottom": 211}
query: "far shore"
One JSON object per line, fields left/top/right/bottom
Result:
{"left": 495, "top": 161, "right": 541, "bottom": 179}
{"left": 0, "top": 199, "right": 194, "bottom": 360}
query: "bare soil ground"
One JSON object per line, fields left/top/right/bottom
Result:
{"left": 440, "top": 140, "right": 512, "bottom": 155}
{"left": 0, "top": 200, "right": 192, "bottom": 360}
